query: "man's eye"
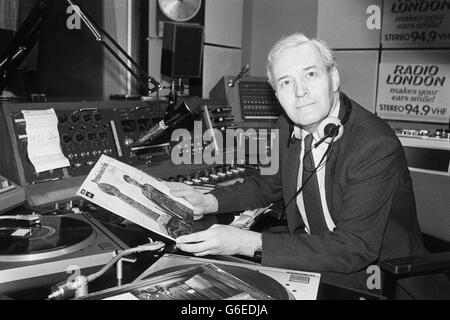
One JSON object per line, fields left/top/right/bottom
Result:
{"left": 279, "top": 80, "right": 292, "bottom": 88}
{"left": 306, "top": 71, "right": 317, "bottom": 79}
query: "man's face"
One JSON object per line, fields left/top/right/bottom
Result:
{"left": 271, "top": 43, "right": 339, "bottom": 133}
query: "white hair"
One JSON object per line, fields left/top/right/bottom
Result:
{"left": 266, "top": 33, "right": 338, "bottom": 89}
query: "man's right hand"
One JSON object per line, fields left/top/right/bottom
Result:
{"left": 166, "top": 182, "right": 219, "bottom": 216}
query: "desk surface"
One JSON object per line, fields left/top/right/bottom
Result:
{"left": 1, "top": 253, "right": 384, "bottom": 300}
{"left": 0, "top": 209, "right": 384, "bottom": 300}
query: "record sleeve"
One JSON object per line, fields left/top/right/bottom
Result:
{"left": 76, "top": 155, "right": 195, "bottom": 241}
{"left": 78, "top": 263, "right": 275, "bottom": 300}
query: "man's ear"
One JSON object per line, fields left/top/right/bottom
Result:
{"left": 330, "top": 66, "right": 340, "bottom": 92}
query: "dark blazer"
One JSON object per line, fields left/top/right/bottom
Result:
{"left": 210, "top": 93, "right": 426, "bottom": 291}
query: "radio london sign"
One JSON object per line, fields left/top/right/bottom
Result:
{"left": 382, "top": 0, "right": 450, "bottom": 47}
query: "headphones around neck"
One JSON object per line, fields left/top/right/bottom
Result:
{"left": 283, "top": 94, "right": 353, "bottom": 210}
{"left": 287, "top": 93, "right": 353, "bottom": 149}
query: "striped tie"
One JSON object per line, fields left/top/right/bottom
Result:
{"left": 302, "top": 134, "right": 328, "bottom": 234}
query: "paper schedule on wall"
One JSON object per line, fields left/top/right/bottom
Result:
{"left": 376, "top": 63, "right": 450, "bottom": 123}
{"left": 22, "top": 109, "right": 70, "bottom": 173}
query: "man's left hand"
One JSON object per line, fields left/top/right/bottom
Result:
{"left": 176, "top": 225, "right": 261, "bottom": 257}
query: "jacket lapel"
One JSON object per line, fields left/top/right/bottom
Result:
{"left": 324, "top": 93, "right": 351, "bottom": 223}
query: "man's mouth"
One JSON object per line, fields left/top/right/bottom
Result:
{"left": 296, "top": 101, "right": 316, "bottom": 109}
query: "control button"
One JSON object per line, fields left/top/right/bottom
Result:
{"left": 94, "top": 113, "right": 103, "bottom": 121}
{"left": 83, "top": 113, "right": 92, "bottom": 122}
{"left": 71, "top": 113, "right": 80, "bottom": 123}
{"left": 58, "top": 114, "right": 68, "bottom": 123}
{"left": 62, "top": 134, "right": 72, "bottom": 143}
{"left": 75, "top": 133, "right": 85, "bottom": 142}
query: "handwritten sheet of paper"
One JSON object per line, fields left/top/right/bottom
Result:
{"left": 22, "top": 109, "right": 70, "bottom": 173}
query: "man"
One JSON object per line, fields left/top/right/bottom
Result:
{"left": 168, "top": 33, "right": 426, "bottom": 293}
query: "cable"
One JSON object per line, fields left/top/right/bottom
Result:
{"left": 284, "top": 135, "right": 337, "bottom": 210}
{"left": 47, "top": 241, "right": 165, "bottom": 300}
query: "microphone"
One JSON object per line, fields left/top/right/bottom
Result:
{"left": 228, "top": 64, "right": 250, "bottom": 87}
{"left": 135, "top": 96, "right": 202, "bottom": 145}
{"left": 313, "top": 123, "right": 341, "bottom": 149}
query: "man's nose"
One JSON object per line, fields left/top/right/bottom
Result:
{"left": 294, "top": 81, "right": 308, "bottom": 97}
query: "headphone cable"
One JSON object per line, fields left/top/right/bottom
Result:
{"left": 284, "top": 135, "right": 336, "bottom": 210}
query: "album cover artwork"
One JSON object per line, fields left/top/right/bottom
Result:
{"left": 76, "top": 155, "right": 195, "bottom": 241}
{"left": 81, "top": 263, "right": 274, "bottom": 300}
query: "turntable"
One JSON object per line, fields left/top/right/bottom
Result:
{"left": 0, "top": 211, "right": 129, "bottom": 295}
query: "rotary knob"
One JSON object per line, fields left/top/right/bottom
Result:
{"left": 124, "top": 137, "right": 134, "bottom": 146}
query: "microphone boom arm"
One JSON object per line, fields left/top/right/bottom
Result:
{"left": 62, "top": 0, "right": 162, "bottom": 94}
{"left": 0, "top": 0, "right": 51, "bottom": 94}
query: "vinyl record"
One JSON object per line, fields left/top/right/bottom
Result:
{"left": 0, "top": 215, "right": 96, "bottom": 262}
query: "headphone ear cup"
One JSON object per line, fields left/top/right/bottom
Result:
{"left": 317, "top": 117, "right": 344, "bottom": 143}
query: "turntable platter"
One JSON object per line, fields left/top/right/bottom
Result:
{"left": 0, "top": 215, "right": 96, "bottom": 262}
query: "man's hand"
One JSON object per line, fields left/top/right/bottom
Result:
{"left": 166, "top": 182, "right": 219, "bottom": 216}
{"left": 176, "top": 225, "right": 261, "bottom": 257}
